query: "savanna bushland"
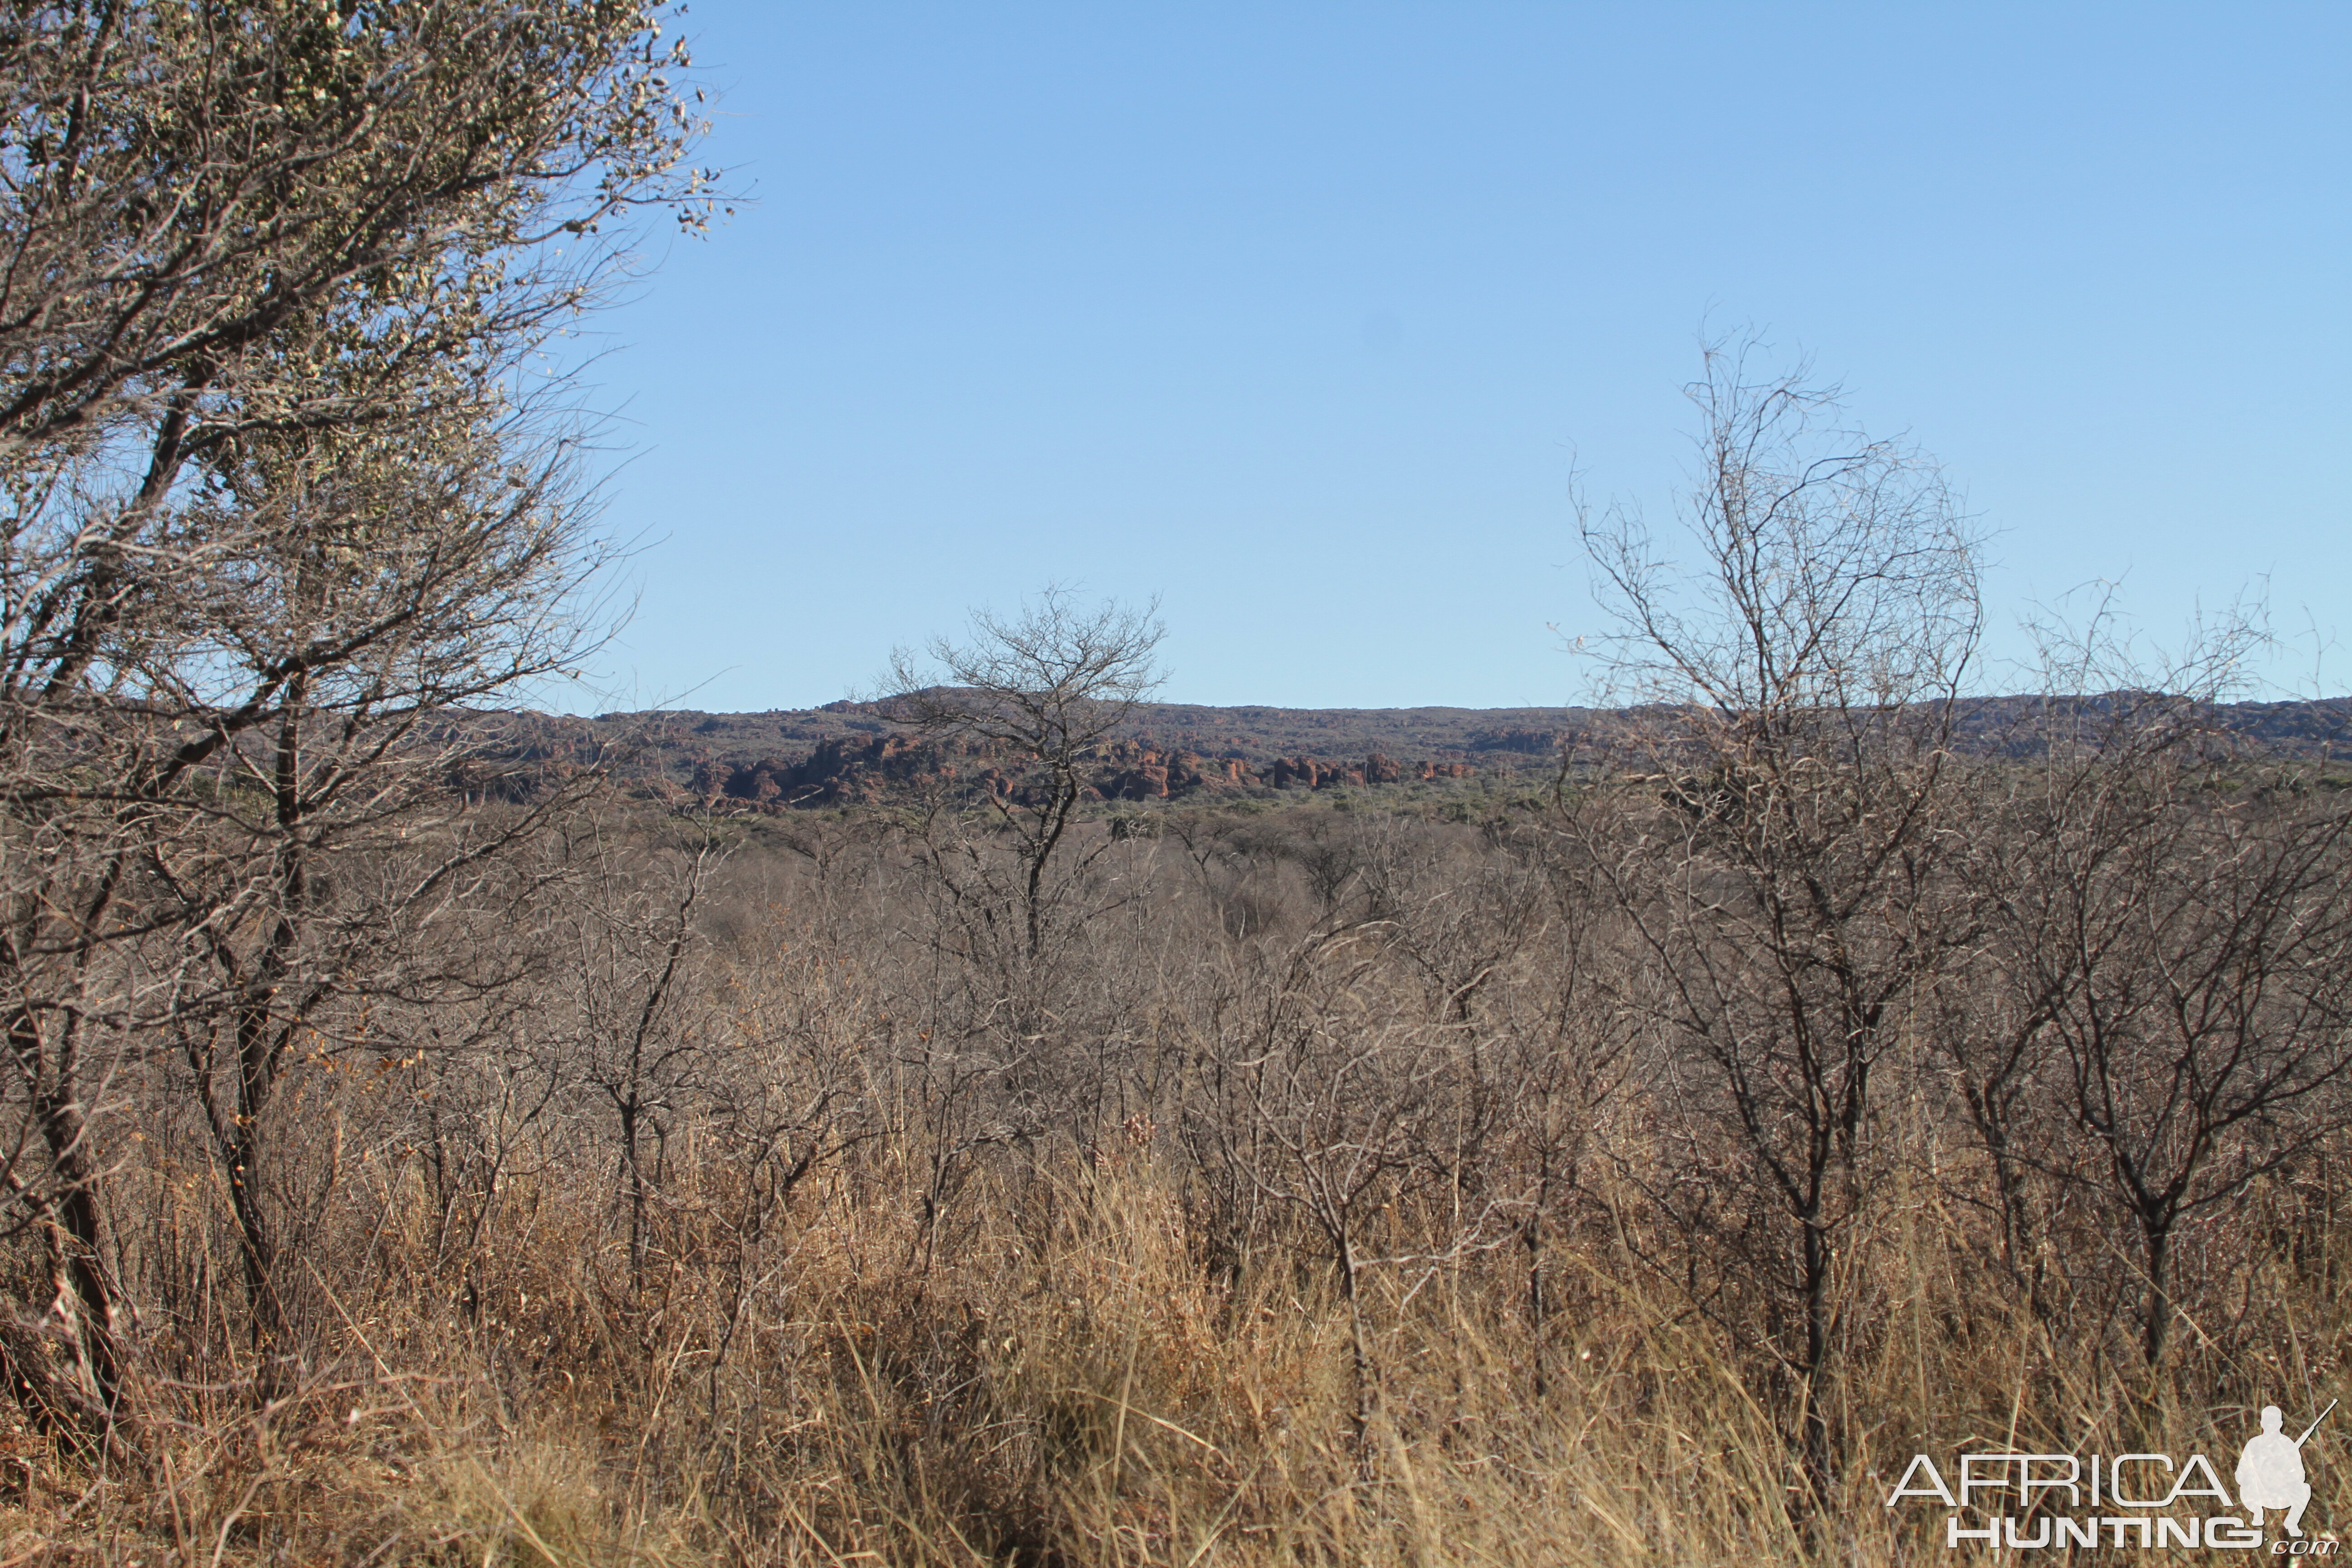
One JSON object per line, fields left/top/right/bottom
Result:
{"left": 3, "top": 5, "right": 2348, "bottom": 1564}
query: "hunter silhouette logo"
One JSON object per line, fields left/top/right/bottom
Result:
{"left": 2241, "top": 1401, "right": 2334, "bottom": 1539}
{"left": 1883, "top": 1398, "right": 2338, "bottom": 1551}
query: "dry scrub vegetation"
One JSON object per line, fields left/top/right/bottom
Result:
{"left": 2, "top": 4, "right": 2348, "bottom": 1563}
{"left": 14, "top": 363, "right": 2352, "bottom": 1562}
{"left": 10, "top": 720, "right": 2352, "bottom": 1565}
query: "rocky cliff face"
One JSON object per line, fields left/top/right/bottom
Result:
{"left": 692, "top": 733, "right": 997, "bottom": 808}
{"left": 486, "top": 692, "right": 2352, "bottom": 814}
{"left": 684, "top": 732, "right": 1499, "bottom": 812}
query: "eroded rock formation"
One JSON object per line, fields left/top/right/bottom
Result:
{"left": 686, "top": 732, "right": 1495, "bottom": 812}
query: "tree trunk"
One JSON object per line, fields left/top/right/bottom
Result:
{"left": 8, "top": 1006, "right": 126, "bottom": 1426}
{"left": 2140, "top": 1214, "right": 2173, "bottom": 1364}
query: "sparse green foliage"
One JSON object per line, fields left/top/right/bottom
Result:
{"left": 0, "top": 0, "right": 712, "bottom": 1427}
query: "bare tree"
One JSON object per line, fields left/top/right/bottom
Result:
{"left": 565, "top": 822, "right": 717, "bottom": 1290}
{"left": 884, "top": 586, "right": 1166, "bottom": 961}
{"left": 1219, "top": 924, "right": 1517, "bottom": 1456}
{"left": 1964, "top": 640, "right": 2352, "bottom": 1362}
{"left": 1572, "top": 337, "right": 1984, "bottom": 1494}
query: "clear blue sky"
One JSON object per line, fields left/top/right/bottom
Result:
{"left": 575, "top": 1, "right": 2348, "bottom": 713}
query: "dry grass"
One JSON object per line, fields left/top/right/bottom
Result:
{"left": 12, "top": 1127, "right": 2346, "bottom": 1565}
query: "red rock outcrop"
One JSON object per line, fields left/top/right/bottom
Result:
{"left": 686, "top": 731, "right": 1485, "bottom": 812}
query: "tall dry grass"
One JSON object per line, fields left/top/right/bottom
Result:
{"left": 14, "top": 1129, "right": 2347, "bottom": 1563}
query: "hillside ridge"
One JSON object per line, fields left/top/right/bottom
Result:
{"left": 482, "top": 695, "right": 2352, "bottom": 811}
